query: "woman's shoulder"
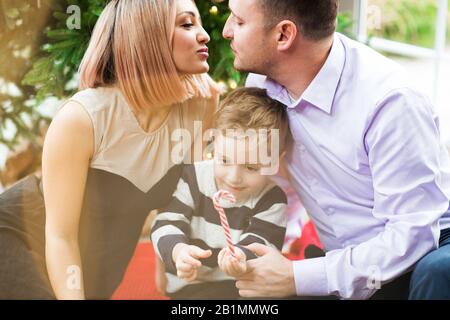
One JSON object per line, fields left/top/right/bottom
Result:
{"left": 69, "top": 86, "right": 122, "bottom": 113}
{"left": 61, "top": 86, "right": 128, "bottom": 132}
{"left": 58, "top": 86, "right": 130, "bottom": 157}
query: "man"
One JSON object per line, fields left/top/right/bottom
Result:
{"left": 222, "top": 0, "right": 450, "bottom": 299}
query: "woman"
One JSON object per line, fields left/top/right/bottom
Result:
{"left": 0, "top": 0, "right": 219, "bottom": 299}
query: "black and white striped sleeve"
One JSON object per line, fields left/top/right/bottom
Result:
{"left": 151, "top": 168, "right": 195, "bottom": 274}
{"left": 236, "top": 186, "right": 288, "bottom": 260}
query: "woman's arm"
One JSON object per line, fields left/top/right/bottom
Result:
{"left": 42, "top": 101, "right": 94, "bottom": 300}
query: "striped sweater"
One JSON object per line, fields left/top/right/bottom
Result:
{"left": 151, "top": 160, "right": 287, "bottom": 295}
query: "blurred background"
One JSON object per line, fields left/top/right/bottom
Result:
{"left": 0, "top": 0, "right": 449, "bottom": 191}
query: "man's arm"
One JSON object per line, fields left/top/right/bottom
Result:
{"left": 306, "top": 88, "right": 449, "bottom": 299}
{"left": 239, "top": 88, "right": 450, "bottom": 299}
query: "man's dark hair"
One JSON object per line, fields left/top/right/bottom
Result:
{"left": 260, "top": 0, "right": 338, "bottom": 40}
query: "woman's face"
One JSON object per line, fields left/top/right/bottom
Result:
{"left": 172, "top": 0, "right": 210, "bottom": 75}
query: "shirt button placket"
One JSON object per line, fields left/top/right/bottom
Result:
{"left": 299, "top": 144, "right": 306, "bottom": 153}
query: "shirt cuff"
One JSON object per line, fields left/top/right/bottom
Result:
{"left": 293, "top": 257, "right": 328, "bottom": 296}
{"left": 235, "top": 245, "right": 258, "bottom": 260}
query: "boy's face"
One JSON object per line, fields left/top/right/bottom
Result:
{"left": 213, "top": 133, "right": 272, "bottom": 202}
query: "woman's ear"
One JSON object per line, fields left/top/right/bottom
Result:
{"left": 275, "top": 20, "right": 298, "bottom": 52}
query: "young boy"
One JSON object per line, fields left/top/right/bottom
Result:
{"left": 151, "top": 87, "right": 289, "bottom": 299}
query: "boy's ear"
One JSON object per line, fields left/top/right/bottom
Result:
{"left": 204, "top": 139, "right": 215, "bottom": 160}
{"left": 275, "top": 152, "right": 289, "bottom": 179}
{"left": 275, "top": 20, "right": 297, "bottom": 52}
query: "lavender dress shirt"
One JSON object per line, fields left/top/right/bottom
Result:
{"left": 246, "top": 33, "right": 450, "bottom": 299}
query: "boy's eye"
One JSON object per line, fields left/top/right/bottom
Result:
{"left": 246, "top": 165, "right": 260, "bottom": 172}
{"left": 221, "top": 157, "right": 229, "bottom": 164}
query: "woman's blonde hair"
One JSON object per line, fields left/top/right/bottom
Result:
{"left": 79, "top": 0, "right": 218, "bottom": 110}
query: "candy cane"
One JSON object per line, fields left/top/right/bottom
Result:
{"left": 213, "top": 190, "right": 237, "bottom": 258}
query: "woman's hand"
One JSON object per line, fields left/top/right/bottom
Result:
{"left": 218, "top": 247, "right": 247, "bottom": 278}
{"left": 172, "top": 243, "right": 212, "bottom": 282}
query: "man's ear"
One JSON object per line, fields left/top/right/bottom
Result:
{"left": 275, "top": 20, "right": 297, "bottom": 51}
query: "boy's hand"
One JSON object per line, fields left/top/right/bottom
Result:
{"left": 218, "top": 246, "right": 247, "bottom": 278}
{"left": 172, "top": 243, "right": 212, "bottom": 282}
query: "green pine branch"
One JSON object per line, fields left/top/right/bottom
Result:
{"left": 2, "top": 0, "right": 353, "bottom": 150}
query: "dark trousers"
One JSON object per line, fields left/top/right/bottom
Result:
{"left": 0, "top": 231, "right": 54, "bottom": 300}
{"left": 409, "top": 227, "right": 450, "bottom": 299}
{"left": 304, "top": 227, "right": 450, "bottom": 300}
{"left": 168, "top": 280, "right": 239, "bottom": 300}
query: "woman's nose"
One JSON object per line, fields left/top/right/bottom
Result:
{"left": 197, "top": 25, "right": 210, "bottom": 44}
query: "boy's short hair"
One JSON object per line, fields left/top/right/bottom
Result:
{"left": 214, "top": 87, "right": 289, "bottom": 153}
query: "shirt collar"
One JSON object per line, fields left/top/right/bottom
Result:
{"left": 264, "top": 33, "right": 346, "bottom": 114}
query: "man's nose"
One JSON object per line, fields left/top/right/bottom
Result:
{"left": 222, "top": 15, "right": 233, "bottom": 39}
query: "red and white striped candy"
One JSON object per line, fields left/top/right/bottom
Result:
{"left": 213, "top": 190, "right": 237, "bottom": 258}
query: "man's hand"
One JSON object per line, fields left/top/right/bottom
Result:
{"left": 172, "top": 243, "right": 212, "bottom": 282}
{"left": 236, "top": 243, "right": 296, "bottom": 298}
{"left": 218, "top": 246, "right": 247, "bottom": 278}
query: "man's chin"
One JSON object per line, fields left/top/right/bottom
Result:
{"left": 233, "top": 61, "right": 254, "bottom": 74}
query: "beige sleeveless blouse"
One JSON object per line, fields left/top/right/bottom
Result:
{"left": 64, "top": 86, "right": 216, "bottom": 193}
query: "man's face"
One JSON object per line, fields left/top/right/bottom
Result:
{"left": 223, "top": 0, "right": 273, "bottom": 74}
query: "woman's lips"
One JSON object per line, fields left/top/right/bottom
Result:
{"left": 197, "top": 48, "right": 209, "bottom": 59}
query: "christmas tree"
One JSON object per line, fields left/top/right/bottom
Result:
{"left": 0, "top": 0, "right": 353, "bottom": 149}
